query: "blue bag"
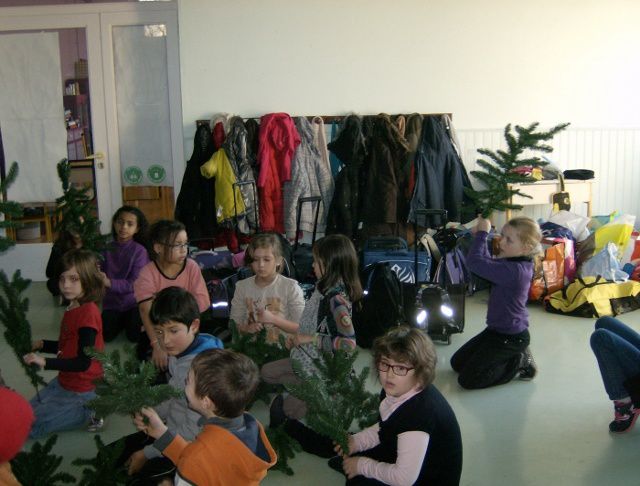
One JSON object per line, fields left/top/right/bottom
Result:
{"left": 362, "top": 237, "right": 430, "bottom": 283}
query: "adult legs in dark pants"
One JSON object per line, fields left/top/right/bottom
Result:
{"left": 451, "top": 328, "right": 530, "bottom": 389}
{"left": 102, "top": 308, "right": 143, "bottom": 343}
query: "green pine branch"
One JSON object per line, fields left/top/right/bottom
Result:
{"left": 72, "top": 435, "right": 128, "bottom": 485}
{"left": 54, "top": 159, "right": 108, "bottom": 255}
{"left": 227, "top": 323, "right": 289, "bottom": 405}
{"left": 228, "top": 323, "right": 289, "bottom": 370}
{"left": 286, "top": 349, "right": 378, "bottom": 453}
{"left": 87, "top": 346, "right": 182, "bottom": 419}
{"left": 265, "top": 425, "right": 302, "bottom": 476}
{"left": 466, "top": 122, "right": 569, "bottom": 217}
{"left": 0, "top": 162, "right": 24, "bottom": 253}
{"left": 0, "top": 270, "right": 46, "bottom": 390}
{"left": 10, "top": 435, "right": 76, "bottom": 486}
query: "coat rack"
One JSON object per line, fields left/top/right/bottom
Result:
{"left": 195, "top": 113, "right": 451, "bottom": 128}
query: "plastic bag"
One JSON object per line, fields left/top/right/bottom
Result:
{"left": 593, "top": 214, "right": 635, "bottom": 258}
{"left": 529, "top": 241, "right": 565, "bottom": 301}
{"left": 548, "top": 210, "right": 591, "bottom": 242}
{"left": 579, "top": 242, "right": 629, "bottom": 282}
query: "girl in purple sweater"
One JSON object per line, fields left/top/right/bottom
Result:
{"left": 100, "top": 206, "right": 149, "bottom": 342}
{"left": 450, "top": 216, "right": 541, "bottom": 389}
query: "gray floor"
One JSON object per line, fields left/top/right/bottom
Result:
{"left": 1, "top": 282, "right": 639, "bottom": 485}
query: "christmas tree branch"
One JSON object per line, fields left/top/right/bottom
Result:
{"left": 11, "top": 435, "right": 76, "bottom": 486}
{"left": 465, "top": 121, "right": 569, "bottom": 217}
{"left": 87, "top": 347, "right": 182, "bottom": 419}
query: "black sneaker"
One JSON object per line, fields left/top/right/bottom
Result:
{"left": 518, "top": 347, "right": 537, "bottom": 381}
{"left": 269, "top": 394, "right": 287, "bottom": 429}
{"left": 610, "top": 400, "right": 640, "bottom": 433}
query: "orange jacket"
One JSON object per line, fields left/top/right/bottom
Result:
{"left": 162, "top": 419, "right": 277, "bottom": 486}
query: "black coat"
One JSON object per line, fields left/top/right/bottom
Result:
{"left": 175, "top": 124, "right": 217, "bottom": 239}
{"left": 408, "top": 116, "right": 472, "bottom": 227}
{"left": 326, "top": 115, "right": 367, "bottom": 239}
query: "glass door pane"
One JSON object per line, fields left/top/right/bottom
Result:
{"left": 112, "top": 24, "right": 173, "bottom": 187}
{"left": 0, "top": 27, "right": 97, "bottom": 219}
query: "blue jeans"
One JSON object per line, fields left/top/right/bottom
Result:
{"left": 29, "top": 377, "right": 96, "bottom": 439}
{"left": 590, "top": 317, "right": 640, "bottom": 400}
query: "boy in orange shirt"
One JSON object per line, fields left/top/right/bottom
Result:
{"left": 134, "top": 349, "right": 276, "bottom": 485}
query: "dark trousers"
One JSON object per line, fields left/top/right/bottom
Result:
{"left": 102, "top": 308, "right": 143, "bottom": 343}
{"left": 109, "top": 431, "right": 175, "bottom": 486}
{"left": 283, "top": 419, "right": 335, "bottom": 458}
{"left": 450, "top": 328, "right": 529, "bottom": 389}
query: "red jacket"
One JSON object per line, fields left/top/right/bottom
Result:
{"left": 257, "top": 113, "right": 300, "bottom": 232}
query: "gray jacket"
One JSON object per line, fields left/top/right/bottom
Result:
{"left": 283, "top": 117, "right": 334, "bottom": 238}
{"left": 143, "top": 333, "right": 223, "bottom": 459}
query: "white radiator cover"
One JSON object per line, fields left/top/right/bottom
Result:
{"left": 456, "top": 128, "right": 640, "bottom": 229}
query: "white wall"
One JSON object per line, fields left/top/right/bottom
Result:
{"left": 178, "top": 0, "right": 640, "bottom": 133}
{"left": 176, "top": 0, "right": 640, "bottom": 222}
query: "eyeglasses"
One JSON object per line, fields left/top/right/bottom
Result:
{"left": 165, "top": 242, "right": 189, "bottom": 251}
{"left": 377, "top": 362, "right": 414, "bottom": 376}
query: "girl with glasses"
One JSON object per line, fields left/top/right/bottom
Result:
{"left": 334, "top": 326, "right": 463, "bottom": 486}
{"left": 134, "top": 220, "right": 210, "bottom": 369}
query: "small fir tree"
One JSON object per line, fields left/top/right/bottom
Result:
{"left": 286, "top": 349, "right": 379, "bottom": 453}
{"left": 465, "top": 122, "right": 569, "bottom": 217}
{"left": 10, "top": 435, "right": 76, "bottom": 486}
{"left": 54, "top": 158, "right": 108, "bottom": 254}
{"left": 0, "top": 161, "right": 23, "bottom": 252}
{"left": 0, "top": 270, "right": 46, "bottom": 390}
{"left": 71, "top": 435, "right": 128, "bottom": 486}
{"left": 87, "top": 346, "right": 182, "bottom": 419}
{"left": 0, "top": 161, "right": 45, "bottom": 391}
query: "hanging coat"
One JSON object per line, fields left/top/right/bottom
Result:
{"left": 408, "top": 116, "right": 467, "bottom": 227}
{"left": 257, "top": 113, "right": 300, "bottom": 233}
{"left": 244, "top": 118, "right": 260, "bottom": 177}
{"left": 326, "top": 114, "right": 367, "bottom": 239}
{"left": 175, "top": 124, "right": 216, "bottom": 239}
{"left": 200, "top": 149, "right": 246, "bottom": 225}
{"left": 223, "top": 116, "right": 258, "bottom": 231}
{"left": 283, "top": 117, "right": 334, "bottom": 238}
{"left": 360, "top": 114, "right": 409, "bottom": 229}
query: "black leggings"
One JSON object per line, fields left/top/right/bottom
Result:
{"left": 102, "top": 308, "right": 143, "bottom": 343}
{"left": 450, "top": 328, "right": 529, "bottom": 389}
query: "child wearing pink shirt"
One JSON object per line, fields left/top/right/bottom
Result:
{"left": 134, "top": 220, "right": 210, "bottom": 369}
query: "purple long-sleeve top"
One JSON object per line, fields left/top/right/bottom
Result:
{"left": 466, "top": 231, "right": 534, "bottom": 335}
{"left": 101, "top": 239, "right": 149, "bottom": 312}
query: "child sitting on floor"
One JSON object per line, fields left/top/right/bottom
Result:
{"left": 334, "top": 327, "right": 463, "bottom": 486}
{"left": 24, "top": 249, "right": 105, "bottom": 437}
{"left": 134, "top": 348, "right": 277, "bottom": 486}
{"left": 114, "top": 286, "right": 223, "bottom": 485}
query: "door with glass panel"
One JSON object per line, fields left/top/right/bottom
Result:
{"left": 0, "top": 12, "right": 112, "bottom": 238}
{"left": 101, "top": 8, "right": 183, "bottom": 224}
{"left": 0, "top": 3, "right": 182, "bottom": 278}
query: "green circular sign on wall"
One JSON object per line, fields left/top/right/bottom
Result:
{"left": 147, "top": 165, "right": 166, "bottom": 184}
{"left": 124, "top": 166, "right": 143, "bottom": 185}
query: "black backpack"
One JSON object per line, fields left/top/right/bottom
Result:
{"left": 353, "top": 262, "right": 405, "bottom": 348}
